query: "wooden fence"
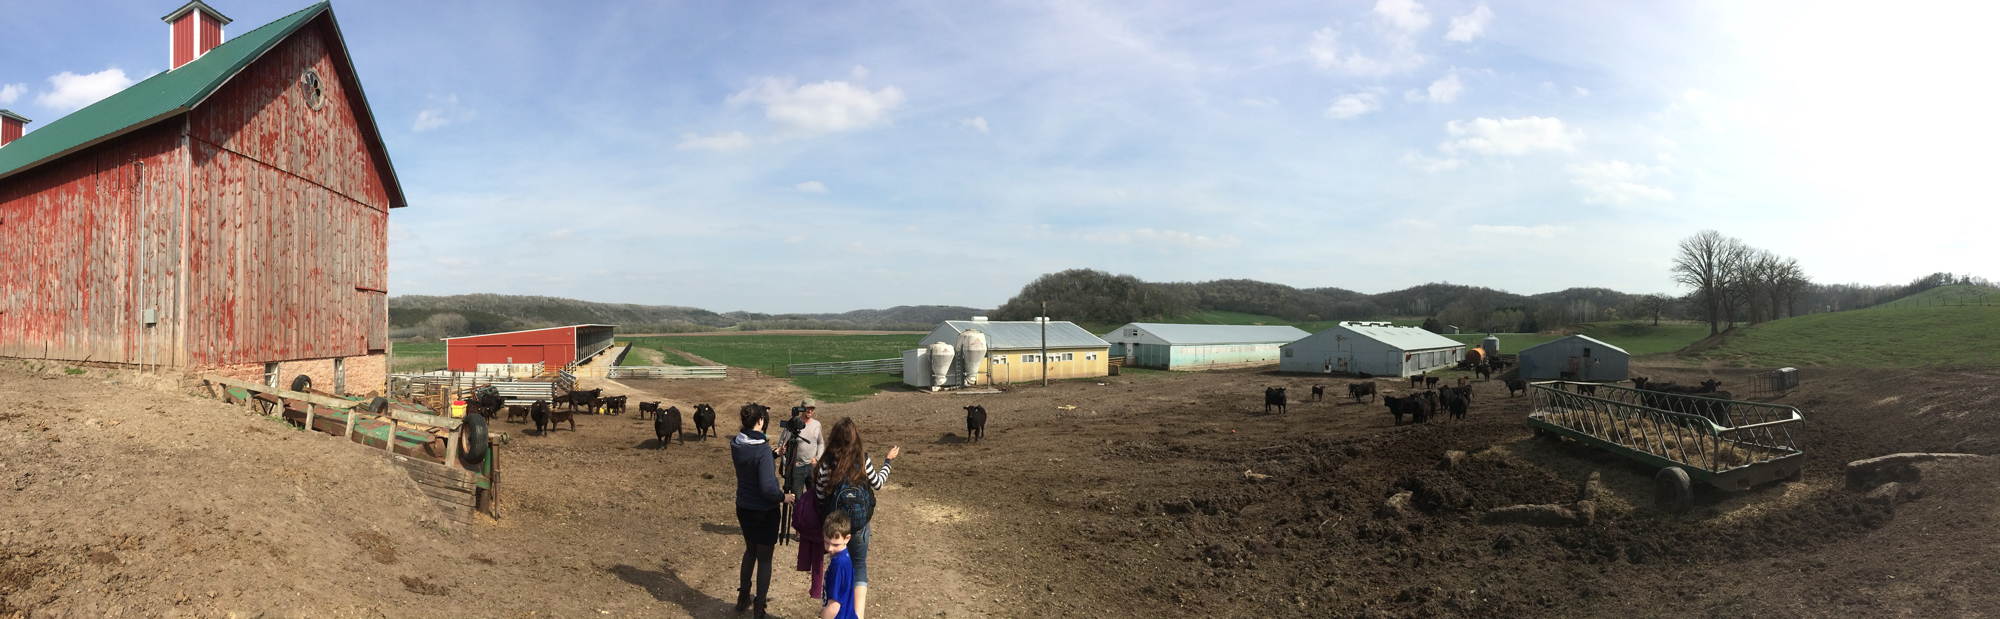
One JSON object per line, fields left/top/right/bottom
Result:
{"left": 787, "top": 358, "right": 902, "bottom": 376}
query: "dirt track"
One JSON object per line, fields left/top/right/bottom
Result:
{"left": 2, "top": 360, "right": 1998, "bottom": 617}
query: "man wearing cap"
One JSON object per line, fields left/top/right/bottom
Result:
{"left": 780, "top": 399, "right": 823, "bottom": 493}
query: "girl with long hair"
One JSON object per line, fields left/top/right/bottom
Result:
{"left": 814, "top": 417, "right": 899, "bottom": 618}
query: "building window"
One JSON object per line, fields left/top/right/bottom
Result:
{"left": 334, "top": 358, "right": 346, "bottom": 395}
{"left": 1022, "top": 354, "right": 1039, "bottom": 363}
{"left": 1285, "top": 349, "right": 1294, "bottom": 357}
{"left": 263, "top": 362, "right": 280, "bottom": 388}
{"left": 992, "top": 355, "right": 1007, "bottom": 364}
{"left": 1085, "top": 352, "right": 1098, "bottom": 361}
{"left": 1060, "top": 352, "right": 1075, "bottom": 362}
{"left": 1127, "top": 329, "right": 1139, "bottom": 337}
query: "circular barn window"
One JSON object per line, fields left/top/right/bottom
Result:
{"left": 301, "top": 68, "right": 325, "bottom": 110}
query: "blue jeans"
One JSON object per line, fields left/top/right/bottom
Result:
{"left": 851, "top": 525, "right": 872, "bottom": 586}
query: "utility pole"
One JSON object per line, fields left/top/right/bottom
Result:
{"left": 1041, "top": 301, "right": 1049, "bottom": 387}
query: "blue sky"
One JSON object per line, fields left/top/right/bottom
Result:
{"left": 4, "top": 1, "right": 1993, "bottom": 313}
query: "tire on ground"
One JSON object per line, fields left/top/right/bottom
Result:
{"left": 1654, "top": 466, "right": 1693, "bottom": 515}
{"left": 289, "top": 374, "right": 312, "bottom": 393}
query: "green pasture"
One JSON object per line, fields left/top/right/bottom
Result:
{"left": 388, "top": 341, "right": 446, "bottom": 374}
{"left": 617, "top": 340, "right": 698, "bottom": 366}
{"left": 1865, "top": 284, "right": 2000, "bottom": 311}
{"left": 1685, "top": 305, "right": 2000, "bottom": 368}
{"left": 625, "top": 334, "right": 924, "bottom": 403}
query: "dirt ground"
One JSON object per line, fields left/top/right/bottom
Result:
{"left": 3, "top": 359, "right": 1998, "bottom": 617}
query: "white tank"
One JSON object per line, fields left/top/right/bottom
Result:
{"left": 1482, "top": 335, "right": 1500, "bottom": 358}
{"left": 956, "top": 329, "right": 988, "bottom": 386}
{"left": 927, "top": 342, "right": 956, "bottom": 387}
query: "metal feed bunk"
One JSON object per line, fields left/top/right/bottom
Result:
{"left": 1525, "top": 380, "right": 1805, "bottom": 513}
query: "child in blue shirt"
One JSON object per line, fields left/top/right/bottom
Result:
{"left": 820, "top": 511, "right": 860, "bottom": 619}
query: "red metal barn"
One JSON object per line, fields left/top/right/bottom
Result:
{"left": 444, "top": 325, "right": 618, "bottom": 372}
{"left": 0, "top": 1, "right": 404, "bottom": 395}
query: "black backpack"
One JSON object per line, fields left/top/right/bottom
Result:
{"left": 828, "top": 464, "right": 876, "bottom": 532}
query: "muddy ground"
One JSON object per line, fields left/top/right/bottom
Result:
{"left": 1, "top": 359, "right": 1997, "bottom": 617}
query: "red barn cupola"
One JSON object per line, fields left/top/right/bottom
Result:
{"left": 162, "top": 0, "right": 233, "bottom": 69}
{"left": 0, "top": 110, "right": 27, "bottom": 146}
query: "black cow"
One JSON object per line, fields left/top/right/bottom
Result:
{"left": 1424, "top": 376, "right": 1440, "bottom": 388}
{"left": 1383, "top": 395, "right": 1425, "bottom": 426}
{"left": 1264, "top": 387, "right": 1288, "bottom": 415}
{"left": 1442, "top": 388, "right": 1470, "bottom": 421}
{"left": 1578, "top": 383, "right": 1598, "bottom": 395}
{"left": 964, "top": 405, "right": 987, "bottom": 442}
{"left": 1475, "top": 363, "right": 1493, "bottom": 380}
{"left": 550, "top": 401, "right": 577, "bottom": 432}
{"left": 1416, "top": 390, "right": 1438, "bottom": 423}
{"left": 1310, "top": 385, "right": 1325, "bottom": 402}
{"left": 566, "top": 388, "right": 603, "bottom": 411}
{"left": 1505, "top": 379, "right": 1528, "bottom": 397}
{"left": 637, "top": 401, "right": 660, "bottom": 420}
{"left": 656, "top": 406, "right": 682, "bottom": 447}
{"left": 692, "top": 404, "right": 717, "bottom": 440}
{"left": 1409, "top": 376, "right": 1424, "bottom": 388}
{"left": 505, "top": 404, "right": 530, "bottom": 423}
{"left": 1348, "top": 382, "right": 1378, "bottom": 403}
{"left": 474, "top": 390, "right": 503, "bottom": 419}
{"left": 530, "top": 400, "right": 552, "bottom": 434}
{"left": 599, "top": 395, "right": 628, "bottom": 416}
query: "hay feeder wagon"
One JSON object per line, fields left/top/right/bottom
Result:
{"left": 1525, "top": 380, "right": 1805, "bottom": 514}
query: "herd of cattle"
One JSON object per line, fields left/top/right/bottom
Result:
{"left": 1260, "top": 371, "right": 1742, "bottom": 429}
{"left": 452, "top": 386, "right": 997, "bottom": 449}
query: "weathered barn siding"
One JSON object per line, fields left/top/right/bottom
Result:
{"left": 0, "top": 121, "right": 187, "bottom": 366}
{"left": 0, "top": 12, "right": 391, "bottom": 375}
{"left": 181, "top": 15, "right": 388, "bottom": 367}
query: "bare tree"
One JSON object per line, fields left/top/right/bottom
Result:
{"left": 1630, "top": 294, "right": 1674, "bottom": 326}
{"left": 415, "top": 313, "right": 471, "bottom": 340}
{"left": 1672, "top": 230, "right": 1748, "bottom": 335}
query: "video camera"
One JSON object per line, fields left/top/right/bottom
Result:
{"left": 778, "top": 406, "right": 808, "bottom": 434}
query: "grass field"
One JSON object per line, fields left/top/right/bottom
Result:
{"left": 388, "top": 342, "right": 446, "bottom": 374}
{"left": 617, "top": 340, "right": 699, "bottom": 366}
{"left": 1442, "top": 321, "right": 1712, "bottom": 355}
{"left": 1686, "top": 305, "right": 2000, "bottom": 368}
{"left": 1865, "top": 284, "right": 2000, "bottom": 311}
{"left": 625, "top": 334, "right": 925, "bottom": 403}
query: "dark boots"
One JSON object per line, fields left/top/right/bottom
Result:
{"left": 735, "top": 589, "right": 752, "bottom": 612}
{"left": 752, "top": 597, "right": 768, "bottom": 618}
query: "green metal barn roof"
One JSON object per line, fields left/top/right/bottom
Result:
{"left": 0, "top": 2, "right": 405, "bottom": 207}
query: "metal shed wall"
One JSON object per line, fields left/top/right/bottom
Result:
{"left": 1517, "top": 334, "right": 1629, "bottom": 381}
{"left": 1278, "top": 325, "right": 1463, "bottom": 377}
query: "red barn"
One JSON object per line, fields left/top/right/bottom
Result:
{"left": 0, "top": 1, "right": 403, "bottom": 395}
{"left": 444, "top": 325, "right": 618, "bottom": 373}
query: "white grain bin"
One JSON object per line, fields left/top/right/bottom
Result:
{"left": 956, "top": 329, "right": 988, "bottom": 386}
{"left": 1482, "top": 335, "right": 1500, "bottom": 359}
{"left": 927, "top": 342, "right": 956, "bottom": 388}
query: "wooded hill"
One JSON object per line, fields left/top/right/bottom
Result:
{"left": 389, "top": 294, "right": 982, "bottom": 338}
{"left": 989, "top": 269, "right": 1643, "bottom": 333}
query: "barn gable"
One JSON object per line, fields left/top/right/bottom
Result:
{"left": 0, "top": 2, "right": 405, "bottom": 209}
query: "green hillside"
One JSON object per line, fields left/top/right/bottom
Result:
{"left": 1686, "top": 305, "right": 2000, "bottom": 368}
{"left": 1866, "top": 284, "right": 2000, "bottom": 311}
{"left": 1444, "top": 321, "right": 1711, "bottom": 355}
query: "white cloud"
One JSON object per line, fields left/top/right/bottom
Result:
{"left": 1407, "top": 70, "right": 1463, "bottom": 103}
{"left": 1470, "top": 224, "right": 1572, "bottom": 238}
{"left": 795, "top": 181, "right": 829, "bottom": 193}
{"left": 727, "top": 74, "right": 906, "bottom": 137}
{"left": 675, "top": 131, "right": 754, "bottom": 152}
{"left": 1567, "top": 160, "right": 1674, "bottom": 205}
{"left": 1574, "top": 86, "right": 1590, "bottom": 97}
{"left": 1440, "top": 116, "right": 1578, "bottom": 155}
{"left": 1399, "top": 151, "right": 1462, "bottom": 172}
{"left": 962, "top": 117, "right": 989, "bottom": 133}
{"left": 0, "top": 83, "right": 24, "bottom": 105}
{"left": 412, "top": 93, "right": 475, "bottom": 132}
{"left": 35, "top": 68, "right": 135, "bottom": 112}
{"left": 1445, "top": 4, "right": 1494, "bottom": 42}
{"left": 1307, "top": 27, "right": 1417, "bottom": 76}
{"left": 1326, "top": 92, "right": 1381, "bottom": 119}
{"left": 1373, "top": 0, "right": 1432, "bottom": 33}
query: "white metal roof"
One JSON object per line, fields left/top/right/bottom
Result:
{"left": 922, "top": 320, "right": 1109, "bottom": 350}
{"left": 1102, "top": 323, "right": 1311, "bottom": 346}
{"left": 1325, "top": 324, "right": 1463, "bottom": 351}
{"left": 1519, "top": 334, "right": 1628, "bottom": 356}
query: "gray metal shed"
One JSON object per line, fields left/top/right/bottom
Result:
{"left": 1278, "top": 322, "right": 1465, "bottom": 377}
{"left": 1517, "top": 334, "right": 1629, "bottom": 381}
{"left": 1100, "top": 323, "right": 1310, "bottom": 370}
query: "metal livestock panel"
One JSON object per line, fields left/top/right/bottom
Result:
{"left": 0, "top": 121, "right": 187, "bottom": 366}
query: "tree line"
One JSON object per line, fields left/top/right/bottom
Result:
{"left": 1669, "top": 230, "right": 1991, "bottom": 335}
